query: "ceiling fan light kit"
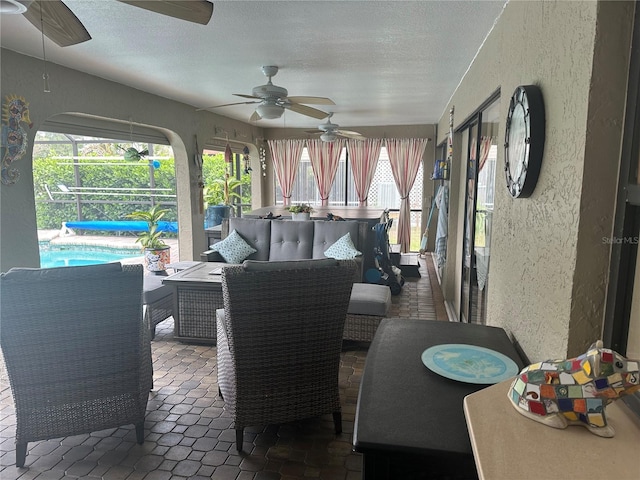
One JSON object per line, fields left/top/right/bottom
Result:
{"left": 255, "top": 103, "right": 283, "bottom": 120}
{"left": 320, "top": 131, "right": 338, "bottom": 143}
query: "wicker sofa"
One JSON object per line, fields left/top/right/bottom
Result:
{"left": 201, "top": 218, "right": 369, "bottom": 281}
{"left": 200, "top": 218, "right": 391, "bottom": 342}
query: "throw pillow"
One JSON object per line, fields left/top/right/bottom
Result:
{"left": 324, "top": 233, "right": 362, "bottom": 260}
{"left": 211, "top": 229, "right": 257, "bottom": 264}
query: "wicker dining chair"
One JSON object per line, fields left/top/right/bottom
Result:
{"left": 216, "top": 259, "right": 356, "bottom": 451}
{"left": 0, "top": 263, "right": 152, "bottom": 468}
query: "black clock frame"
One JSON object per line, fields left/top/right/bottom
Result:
{"left": 504, "top": 85, "right": 545, "bottom": 198}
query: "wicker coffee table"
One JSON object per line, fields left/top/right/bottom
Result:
{"left": 162, "top": 261, "right": 228, "bottom": 344}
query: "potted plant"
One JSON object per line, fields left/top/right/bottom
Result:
{"left": 287, "top": 203, "right": 314, "bottom": 221}
{"left": 126, "top": 205, "right": 171, "bottom": 274}
{"left": 204, "top": 174, "right": 242, "bottom": 228}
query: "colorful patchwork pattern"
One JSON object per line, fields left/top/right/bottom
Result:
{"left": 508, "top": 340, "right": 640, "bottom": 437}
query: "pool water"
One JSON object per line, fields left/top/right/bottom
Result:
{"left": 39, "top": 247, "right": 141, "bottom": 269}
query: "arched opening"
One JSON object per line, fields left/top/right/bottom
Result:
{"left": 32, "top": 113, "right": 183, "bottom": 271}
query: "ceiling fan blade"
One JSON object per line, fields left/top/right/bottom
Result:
{"left": 286, "top": 103, "right": 329, "bottom": 120}
{"left": 23, "top": 0, "right": 91, "bottom": 47}
{"left": 287, "top": 96, "right": 335, "bottom": 106}
{"left": 337, "top": 130, "right": 366, "bottom": 139}
{"left": 196, "top": 100, "right": 260, "bottom": 111}
{"left": 233, "top": 93, "right": 261, "bottom": 100}
{"left": 117, "top": 1, "right": 213, "bottom": 25}
{"left": 249, "top": 111, "right": 261, "bottom": 122}
{"left": 304, "top": 130, "right": 322, "bottom": 135}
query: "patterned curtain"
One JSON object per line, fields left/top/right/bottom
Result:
{"left": 478, "top": 136, "right": 493, "bottom": 172}
{"left": 386, "top": 137, "right": 430, "bottom": 252}
{"left": 347, "top": 138, "right": 383, "bottom": 206}
{"left": 306, "top": 138, "right": 345, "bottom": 206}
{"left": 267, "top": 139, "right": 305, "bottom": 206}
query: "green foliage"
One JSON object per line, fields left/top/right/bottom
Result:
{"left": 33, "top": 141, "right": 177, "bottom": 233}
{"left": 126, "top": 205, "right": 169, "bottom": 249}
{"left": 32, "top": 142, "right": 252, "bottom": 234}
{"left": 287, "top": 203, "right": 314, "bottom": 213}
{"left": 202, "top": 153, "right": 251, "bottom": 207}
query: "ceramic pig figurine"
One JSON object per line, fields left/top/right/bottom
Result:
{"left": 507, "top": 340, "right": 639, "bottom": 437}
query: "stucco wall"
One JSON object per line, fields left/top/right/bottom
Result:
{"left": 436, "top": 0, "right": 633, "bottom": 360}
{"left": 0, "top": 49, "right": 264, "bottom": 270}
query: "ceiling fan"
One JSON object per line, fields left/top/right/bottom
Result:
{"left": 199, "top": 66, "right": 334, "bottom": 122}
{"left": 306, "top": 113, "right": 366, "bottom": 142}
{"left": 0, "top": 0, "right": 213, "bottom": 47}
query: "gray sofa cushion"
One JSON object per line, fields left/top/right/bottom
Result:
{"left": 312, "top": 220, "right": 361, "bottom": 259}
{"left": 242, "top": 258, "right": 338, "bottom": 272}
{"left": 228, "top": 218, "right": 271, "bottom": 261}
{"left": 269, "top": 220, "right": 314, "bottom": 261}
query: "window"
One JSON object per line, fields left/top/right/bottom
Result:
{"left": 274, "top": 145, "right": 424, "bottom": 250}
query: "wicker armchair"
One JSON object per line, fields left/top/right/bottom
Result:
{"left": 0, "top": 263, "right": 152, "bottom": 468}
{"left": 216, "top": 259, "right": 356, "bottom": 451}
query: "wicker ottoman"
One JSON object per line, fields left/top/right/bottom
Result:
{"left": 143, "top": 274, "right": 173, "bottom": 339}
{"left": 344, "top": 283, "right": 392, "bottom": 342}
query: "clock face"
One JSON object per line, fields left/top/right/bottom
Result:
{"left": 504, "top": 85, "right": 545, "bottom": 198}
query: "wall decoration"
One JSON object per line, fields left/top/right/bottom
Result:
{"left": 1, "top": 94, "right": 32, "bottom": 185}
{"left": 259, "top": 145, "right": 267, "bottom": 177}
{"left": 243, "top": 146, "right": 252, "bottom": 174}
{"left": 504, "top": 85, "right": 545, "bottom": 198}
{"left": 508, "top": 340, "right": 639, "bottom": 437}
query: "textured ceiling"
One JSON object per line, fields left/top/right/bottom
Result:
{"left": 1, "top": 0, "right": 506, "bottom": 129}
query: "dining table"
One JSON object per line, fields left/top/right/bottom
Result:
{"left": 353, "top": 318, "right": 525, "bottom": 479}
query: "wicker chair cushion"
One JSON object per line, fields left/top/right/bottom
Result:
{"left": 3, "top": 262, "right": 122, "bottom": 280}
{"left": 242, "top": 258, "right": 338, "bottom": 272}
{"left": 348, "top": 283, "right": 392, "bottom": 316}
{"left": 211, "top": 229, "right": 257, "bottom": 264}
{"left": 323, "top": 232, "right": 362, "bottom": 260}
{"left": 142, "top": 274, "right": 172, "bottom": 304}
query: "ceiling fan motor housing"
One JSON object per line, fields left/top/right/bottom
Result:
{"left": 252, "top": 83, "right": 288, "bottom": 99}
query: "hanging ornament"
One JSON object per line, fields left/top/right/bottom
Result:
{"left": 119, "top": 145, "right": 149, "bottom": 161}
{"left": 242, "top": 146, "right": 252, "bottom": 174}
{"left": 259, "top": 146, "right": 267, "bottom": 177}
{"left": 224, "top": 142, "right": 233, "bottom": 163}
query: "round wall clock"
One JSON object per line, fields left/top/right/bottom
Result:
{"left": 504, "top": 85, "right": 545, "bottom": 198}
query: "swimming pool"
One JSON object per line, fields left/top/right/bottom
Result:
{"left": 39, "top": 245, "right": 141, "bottom": 269}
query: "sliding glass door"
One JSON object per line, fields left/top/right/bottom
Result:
{"left": 460, "top": 99, "right": 500, "bottom": 324}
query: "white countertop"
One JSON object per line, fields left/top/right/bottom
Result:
{"left": 463, "top": 380, "right": 640, "bottom": 480}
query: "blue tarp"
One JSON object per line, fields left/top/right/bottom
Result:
{"left": 63, "top": 220, "right": 178, "bottom": 233}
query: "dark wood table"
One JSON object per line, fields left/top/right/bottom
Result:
{"left": 162, "top": 261, "right": 227, "bottom": 344}
{"left": 353, "top": 319, "right": 524, "bottom": 480}
{"left": 243, "top": 205, "right": 385, "bottom": 222}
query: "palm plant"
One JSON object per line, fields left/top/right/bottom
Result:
{"left": 126, "top": 205, "right": 169, "bottom": 250}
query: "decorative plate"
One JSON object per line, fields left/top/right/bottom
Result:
{"left": 421, "top": 344, "right": 519, "bottom": 384}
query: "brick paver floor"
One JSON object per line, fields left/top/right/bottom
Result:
{"left": 0, "top": 256, "right": 446, "bottom": 479}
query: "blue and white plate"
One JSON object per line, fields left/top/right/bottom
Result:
{"left": 421, "top": 344, "right": 519, "bottom": 384}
